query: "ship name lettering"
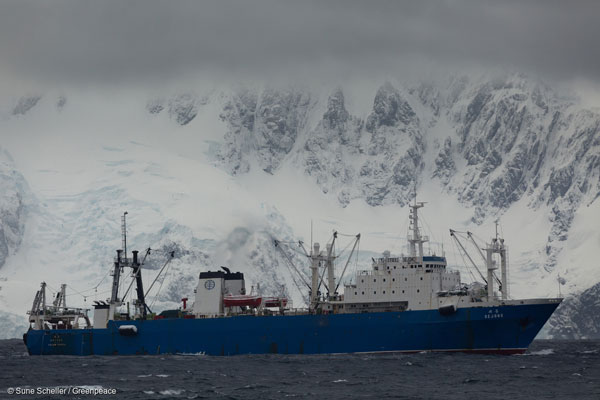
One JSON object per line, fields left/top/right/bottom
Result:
{"left": 484, "top": 313, "right": 504, "bottom": 319}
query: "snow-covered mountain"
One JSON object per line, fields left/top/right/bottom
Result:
{"left": 543, "top": 282, "right": 600, "bottom": 339}
{"left": 0, "top": 72, "right": 598, "bottom": 339}
{"left": 0, "top": 149, "right": 29, "bottom": 269}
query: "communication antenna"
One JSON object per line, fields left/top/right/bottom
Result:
{"left": 557, "top": 273, "right": 562, "bottom": 297}
{"left": 413, "top": 178, "right": 418, "bottom": 205}
{"left": 494, "top": 218, "right": 499, "bottom": 240}
{"left": 310, "top": 219, "right": 313, "bottom": 255}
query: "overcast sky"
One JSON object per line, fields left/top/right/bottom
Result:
{"left": 1, "top": 0, "right": 599, "bottom": 91}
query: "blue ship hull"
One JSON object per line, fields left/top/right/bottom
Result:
{"left": 24, "top": 302, "right": 559, "bottom": 356}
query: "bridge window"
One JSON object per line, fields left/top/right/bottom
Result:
{"left": 362, "top": 291, "right": 364, "bottom": 295}
{"left": 361, "top": 279, "right": 364, "bottom": 283}
{"left": 374, "top": 278, "right": 376, "bottom": 282}
{"left": 355, "top": 292, "right": 357, "bottom": 295}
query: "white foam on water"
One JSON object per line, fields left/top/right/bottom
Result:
{"left": 156, "top": 374, "right": 170, "bottom": 378}
{"left": 529, "top": 349, "right": 554, "bottom": 355}
{"left": 159, "top": 389, "right": 184, "bottom": 395}
{"left": 332, "top": 379, "right": 348, "bottom": 383}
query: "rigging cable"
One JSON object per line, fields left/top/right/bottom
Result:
{"left": 148, "top": 259, "right": 174, "bottom": 310}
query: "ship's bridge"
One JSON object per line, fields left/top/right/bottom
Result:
{"left": 372, "top": 254, "right": 448, "bottom": 273}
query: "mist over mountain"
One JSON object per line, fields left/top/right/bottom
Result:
{"left": 0, "top": 70, "right": 598, "bottom": 339}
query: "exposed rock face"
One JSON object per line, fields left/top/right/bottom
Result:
{"left": 302, "top": 88, "right": 362, "bottom": 206}
{"left": 12, "top": 96, "right": 41, "bottom": 115}
{"left": 219, "top": 87, "right": 312, "bottom": 174}
{"left": 168, "top": 94, "right": 199, "bottom": 125}
{"left": 544, "top": 282, "right": 600, "bottom": 339}
{"left": 432, "top": 137, "right": 456, "bottom": 184}
{"left": 360, "top": 83, "right": 424, "bottom": 207}
{"left": 146, "top": 93, "right": 211, "bottom": 125}
{"left": 253, "top": 88, "right": 312, "bottom": 174}
{"left": 146, "top": 98, "right": 165, "bottom": 115}
{"left": 301, "top": 84, "right": 424, "bottom": 207}
{"left": 56, "top": 96, "right": 67, "bottom": 110}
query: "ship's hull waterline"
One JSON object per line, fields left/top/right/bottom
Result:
{"left": 24, "top": 301, "right": 559, "bottom": 356}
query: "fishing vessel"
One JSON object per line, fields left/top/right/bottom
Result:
{"left": 23, "top": 202, "right": 561, "bottom": 355}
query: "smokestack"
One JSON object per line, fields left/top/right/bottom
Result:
{"left": 116, "top": 249, "right": 122, "bottom": 264}
{"left": 132, "top": 250, "right": 139, "bottom": 265}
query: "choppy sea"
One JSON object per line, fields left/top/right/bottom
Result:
{"left": 0, "top": 339, "right": 598, "bottom": 399}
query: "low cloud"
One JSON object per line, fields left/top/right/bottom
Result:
{"left": 0, "top": 0, "right": 599, "bottom": 90}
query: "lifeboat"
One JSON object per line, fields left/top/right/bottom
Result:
{"left": 263, "top": 297, "right": 288, "bottom": 308}
{"left": 223, "top": 294, "right": 262, "bottom": 308}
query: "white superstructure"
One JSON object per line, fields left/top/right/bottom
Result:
{"left": 337, "top": 199, "right": 517, "bottom": 314}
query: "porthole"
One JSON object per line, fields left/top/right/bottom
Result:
{"left": 383, "top": 290, "right": 386, "bottom": 294}
{"left": 374, "top": 291, "right": 377, "bottom": 294}
{"left": 402, "top": 290, "right": 405, "bottom": 293}
{"left": 383, "top": 278, "right": 386, "bottom": 282}
{"left": 355, "top": 292, "right": 357, "bottom": 295}
{"left": 392, "top": 290, "right": 395, "bottom": 294}
{"left": 405, "top": 278, "right": 407, "bottom": 281}
{"left": 417, "top": 289, "right": 420, "bottom": 293}
{"left": 374, "top": 279, "right": 377, "bottom": 282}
{"left": 362, "top": 291, "right": 364, "bottom": 295}
{"left": 420, "top": 277, "right": 423, "bottom": 281}
{"left": 392, "top": 278, "right": 395, "bottom": 282}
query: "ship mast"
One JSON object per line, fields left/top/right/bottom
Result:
{"left": 310, "top": 242, "right": 321, "bottom": 309}
{"left": 109, "top": 212, "right": 133, "bottom": 321}
{"left": 484, "top": 220, "right": 509, "bottom": 300}
{"left": 408, "top": 196, "right": 428, "bottom": 260}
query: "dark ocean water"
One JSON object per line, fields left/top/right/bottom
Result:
{"left": 0, "top": 339, "right": 598, "bottom": 400}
